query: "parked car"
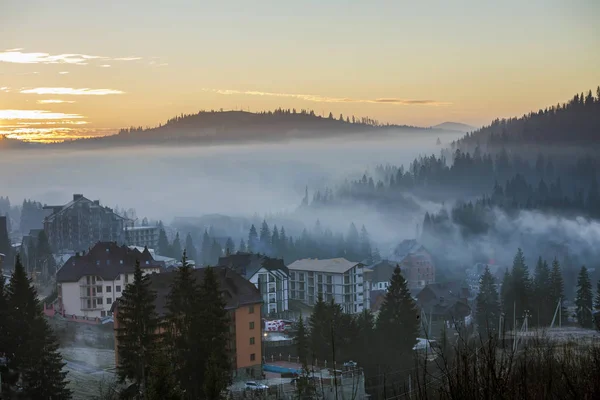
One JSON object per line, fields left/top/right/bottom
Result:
{"left": 245, "top": 381, "right": 269, "bottom": 391}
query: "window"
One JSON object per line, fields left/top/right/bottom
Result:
{"left": 97, "top": 285, "right": 102, "bottom": 293}
{"left": 96, "top": 260, "right": 100, "bottom": 265}
{"left": 116, "top": 285, "right": 121, "bottom": 292}
{"left": 106, "top": 286, "right": 111, "bottom": 292}
{"left": 106, "top": 259, "right": 110, "bottom": 265}
{"left": 97, "top": 298, "right": 103, "bottom": 305}
{"left": 249, "top": 321, "right": 255, "bottom": 330}
{"left": 250, "top": 353, "right": 256, "bottom": 361}
{"left": 250, "top": 337, "right": 255, "bottom": 345}
{"left": 120, "top": 260, "right": 123, "bottom": 265}
{"left": 249, "top": 305, "right": 254, "bottom": 314}
{"left": 107, "top": 298, "right": 112, "bottom": 304}
{"left": 290, "top": 272, "right": 295, "bottom": 280}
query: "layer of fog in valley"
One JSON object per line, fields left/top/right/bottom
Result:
{"left": 0, "top": 130, "right": 460, "bottom": 246}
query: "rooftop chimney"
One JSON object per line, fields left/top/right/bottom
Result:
{"left": 73, "top": 194, "right": 83, "bottom": 201}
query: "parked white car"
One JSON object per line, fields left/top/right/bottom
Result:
{"left": 245, "top": 381, "right": 269, "bottom": 391}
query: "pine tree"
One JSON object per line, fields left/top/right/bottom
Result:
{"left": 345, "top": 223, "right": 360, "bottom": 261}
{"left": 475, "top": 266, "right": 500, "bottom": 336}
{"left": 7, "top": 255, "right": 71, "bottom": 398}
{"left": 158, "top": 229, "right": 170, "bottom": 256}
{"left": 375, "top": 266, "right": 419, "bottom": 378}
{"left": 295, "top": 313, "right": 309, "bottom": 368}
{"left": 508, "top": 248, "right": 532, "bottom": 327}
{"left": 210, "top": 239, "right": 222, "bottom": 265}
{"left": 166, "top": 253, "right": 204, "bottom": 398}
{"left": 171, "top": 233, "right": 182, "bottom": 259}
{"left": 308, "top": 295, "right": 330, "bottom": 362}
{"left": 199, "top": 267, "right": 230, "bottom": 399}
{"left": 549, "top": 258, "right": 567, "bottom": 325}
{"left": 271, "top": 226, "right": 280, "bottom": 258}
{"left": 116, "top": 259, "right": 160, "bottom": 392}
{"left": 248, "top": 225, "right": 258, "bottom": 253}
{"left": 238, "top": 238, "right": 246, "bottom": 253}
{"left": 575, "top": 265, "right": 593, "bottom": 328}
{"left": 184, "top": 233, "right": 197, "bottom": 263}
{"left": 533, "top": 257, "right": 552, "bottom": 326}
{"left": 359, "top": 225, "right": 372, "bottom": 263}
{"left": 146, "top": 348, "right": 183, "bottom": 400}
{"left": 201, "top": 230, "right": 212, "bottom": 265}
{"left": 259, "top": 220, "right": 271, "bottom": 253}
{"left": 595, "top": 279, "right": 600, "bottom": 310}
{"left": 279, "top": 227, "right": 287, "bottom": 261}
{"left": 225, "top": 237, "right": 235, "bottom": 255}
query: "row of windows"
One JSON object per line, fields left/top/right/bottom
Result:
{"left": 93, "top": 285, "right": 121, "bottom": 293}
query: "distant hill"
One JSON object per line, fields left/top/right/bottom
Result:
{"left": 54, "top": 109, "right": 435, "bottom": 149}
{"left": 432, "top": 122, "right": 475, "bottom": 133}
{"left": 457, "top": 87, "right": 600, "bottom": 148}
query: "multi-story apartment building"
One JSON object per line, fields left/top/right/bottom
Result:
{"left": 386, "top": 239, "right": 435, "bottom": 290}
{"left": 287, "top": 258, "right": 368, "bottom": 314}
{"left": 219, "top": 253, "right": 289, "bottom": 316}
{"left": 44, "top": 194, "right": 126, "bottom": 252}
{"left": 112, "top": 266, "right": 264, "bottom": 379}
{"left": 56, "top": 242, "right": 162, "bottom": 318}
{"left": 124, "top": 225, "right": 159, "bottom": 249}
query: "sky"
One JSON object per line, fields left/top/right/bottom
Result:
{"left": 0, "top": 0, "right": 599, "bottom": 142}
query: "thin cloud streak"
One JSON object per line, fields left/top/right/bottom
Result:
{"left": 58, "top": 71, "right": 70, "bottom": 75}
{"left": 0, "top": 87, "right": 9, "bottom": 92}
{"left": 0, "top": 109, "right": 84, "bottom": 120}
{"left": 0, "top": 50, "right": 142, "bottom": 65}
{"left": 20, "top": 87, "right": 124, "bottom": 96}
{"left": 37, "top": 99, "right": 76, "bottom": 104}
{"left": 203, "top": 88, "right": 451, "bottom": 106}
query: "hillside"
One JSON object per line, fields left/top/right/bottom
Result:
{"left": 457, "top": 87, "right": 600, "bottom": 149}
{"left": 56, "top": 109, "right": 434, "bottom": 148}
{"left": 432, "top": 122, "right": 475, "bottom": 132}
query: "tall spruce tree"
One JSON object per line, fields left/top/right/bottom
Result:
{"left": 549, "top": 258, "right": 567, "bottom": 326}
{"left": 158, "top": 229, "right": 170, "bottom": 256}
{"left": 345, "top": 223, "right": 360, "bottom": 261}
{"left": 575, "top": 265, "right": 594, "bottom": 328}
{"left": 238, "top": 238, "right": 246, "bottom": 253}
{"left": 171, "top": 233, "right": 182, "bottom": 260}
{"left": 166, "top": 253, "right": 204, "bottom": 399}
{"left": 295, "top": 313, "right": 309, "bottom": 368}
{"left": 259, "top": 220, "right": 271, "bottom": 253}
{"left": 476, "top": 266, "right": 500, "bottom": 336}
{"left": 595, "top": 279, "right": 600, "bottom": 310}
{"left": 201, "top": 230, "right": 212, "bottom": 266}
{"left": 359, "top": 225, "right": 372, "bottom": 263}
{"left": 375, "top": 266, "right": 419, "bottom": 378}
{"left": 210, "top": 239, "right": 222, "bottom": 265}
{"left": 184, "top": 233, "right": 197, "bottom": 263}
{"left": 248, "top": 225, "right": 258, "bottom": 253}
{"left": 533, "top": 257, "right": 552, "bottom": 326}
{"left": 508, "top": 248, "right": 532, "bottom": 327}
{"left": 224, "top": 237, "right": 235, "bottom": 255}
{"left": 146, "top": 348, "right": 183, "bottom": 400}
{"left": 198, "top": 267, "right": 230, "bottom": 399}
{"left": 500, "top": 269, "right": 512, "bottom": 326}
{"left": 116, "top": 259, "right": 160, "bottom": 392}
{"left": 308, "top": 295, "right": 330, "bottom": 362}
{"left": 7, "top": 255, "right": 71, "bottom": 399}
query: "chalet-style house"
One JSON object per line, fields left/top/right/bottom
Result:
{"left": 416, "top": 282, "right": 472, "bottom": 336}
{"left": 287, "top": 258, "right": 368, "bottom": 314}
{"left": 112, "top": 266, "right": 264, "bottom": 379}
{"left": 388, "top": 239, "right": 436, "bottom": 289}
{"left": 218, "top": 252, "right": 289, "bottom": 316}
{"left": 56, "top": 242, "right": 162, "bottom": 318}
{"left": 44, "top": 194, "right": 127, "bottom": 252}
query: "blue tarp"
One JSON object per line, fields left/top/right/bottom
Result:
{"left": 263, "top": 364, "right": 301, "bottom": 375}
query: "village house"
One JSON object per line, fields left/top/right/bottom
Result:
{"left": 416, "top": 282, "right": 472, "bottom": 337}
{"left": 219, "top": 252, "right": 289, "bottom": 316}
{"left": 112, "top": 266, "right": 264, "bottom": 379}
{"left": 56, "top": 242, "right": 162, "bottom": 319}
{"left": 44, "top": 194, "right": 127, "bottom": 252}
{"left": 287, "top": 258, "right": 368, "bottom": 314}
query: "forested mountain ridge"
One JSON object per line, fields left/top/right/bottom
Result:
{"left": 456, "top": 87, "right": 600, "bottom": 149}
{"left": 54, "top": 108, "right": 441, "bottom": 148}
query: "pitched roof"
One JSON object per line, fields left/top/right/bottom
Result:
{"left": 144, "top": 266, "right": 263, "bottom": 315}
{"left": 44, "top": 194, "right": 125, "bottom": 223}
{"left": 218, "top": 253, "right": 288, "bottom": 279}
{"left": 287, "top": 258, "right": 361, "bottom": 274}
{"left": 366, "top": 260, "right": 398, "bottom": 283}
{"left": 389, "top": 239, "right": 427, "bottom": 263}
{"left": 56, "top": 242, "right": 160, "bottom": 282}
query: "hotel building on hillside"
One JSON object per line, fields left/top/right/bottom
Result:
{"left": 287, "top": 258, "right": 368, "bottom": 314}
{"left": 56, "top": 242, "right": 162, "bottom": 318}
